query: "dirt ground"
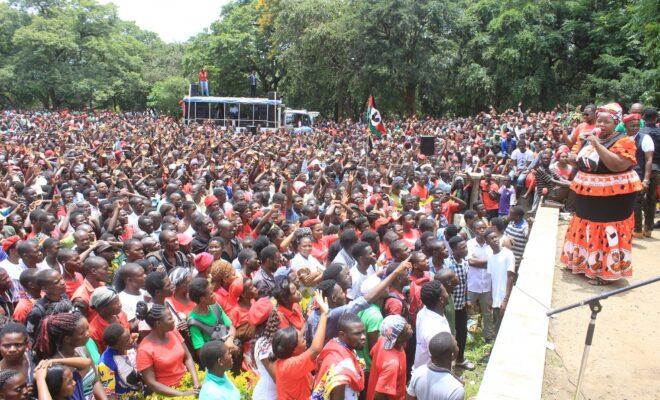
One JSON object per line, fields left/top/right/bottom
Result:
{"left": 542, "top": 222, "right": 660, "bottom": 399}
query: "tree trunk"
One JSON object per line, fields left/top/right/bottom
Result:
{"left": 404, "top": 83, "right": 416, "bottom": 116}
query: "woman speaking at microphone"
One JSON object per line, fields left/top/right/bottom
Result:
{"left": 560, "top": 103, "right": 641, "bottom": 285}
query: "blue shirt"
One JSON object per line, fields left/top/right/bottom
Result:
{"left": 199, "top": 371, "right": 240, "bottom": 400}
{"left": 305, "top": 296, "right": 370, "bottom": 345}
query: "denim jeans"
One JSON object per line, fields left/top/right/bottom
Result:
{"left": 200, "top": 81, "right": 209, "bottom": 96}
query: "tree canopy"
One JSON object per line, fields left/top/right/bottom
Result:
{"left": 0, "top": 0, "right": 657, "bottom": 117}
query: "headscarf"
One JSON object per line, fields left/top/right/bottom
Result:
{"left": 623, "top": 113, "right": 641, "bottom": 123}
{"left": 248, "top": 296, "right": 275, "bottom": 326}
{"left": 204, "top": 195, "right": 218, "bottom": 207}
{"left": 90, "top": 286, "right": 118, "bottom": 309}
{"left": 596, "top": 103, "right": 623, "bottom": 123}
{"left": 380, "top": 314, "right": 408, "bottom": 350}
{"left": 169, "top": 267, "right": 191, "bottom": 286}
{"left": 194, "top": 252, "right": 213, "bottom": 273}
{"left": 302, "top": 218, "right": 321, "bottom": 228}
{"left": 555, "top": 144, "right": 570, "bottom": 159}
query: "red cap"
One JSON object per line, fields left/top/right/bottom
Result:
{"left": 2, "top": 236, "right": 20, "bottom": 252}
{"left": 177, "top": 233, "right": 192, "bottom": 246}
{"left": 204, "top": 195, "right": 218, "bottom": 207}
{"left": 302, "top": 218, "right": 321, "bottom": 228}
{"left": 623, "top": 113, "right": 641, "bottom": 123}
{"left": 248, "top": 297, "right": 275, "bottom": 326}
{"left": 194, "top": 252, "right": 214, "bottom": 273}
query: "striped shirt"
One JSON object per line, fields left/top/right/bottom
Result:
{"left": 505, "top": 220, "right": 529, "bottom": 271}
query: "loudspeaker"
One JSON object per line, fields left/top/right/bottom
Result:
{"left": 420, "top": 136, "right": 435, "bottom": 156}
{"left": 248, "top": 125, "right": 257, "bottom": 135}
{"left": 190, "top": 83, "right": 200, "bottom": 96}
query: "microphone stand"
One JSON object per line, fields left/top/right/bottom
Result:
{"left": 546, "top": 275, "right": 660, "bottom": 400}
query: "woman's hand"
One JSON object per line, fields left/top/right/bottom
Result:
{"left": 582, "top": 130, "right": 601, "bottom": 147}
{"left": 34, "top": 360, "right": 52, "bottom": 382}
{"left": 314, "top": 290, "right": 329, "bottom": 314}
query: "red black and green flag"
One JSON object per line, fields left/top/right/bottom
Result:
{"left": 366, "top": 95, "right": 386, "bottom": 139}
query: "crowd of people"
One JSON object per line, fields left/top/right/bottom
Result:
{"left": 0, "top": 100, "right": 657, "bottom": 400}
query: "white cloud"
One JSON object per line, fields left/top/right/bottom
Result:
{"left": 99, "top": 0, "right": 230, "bottom": 43}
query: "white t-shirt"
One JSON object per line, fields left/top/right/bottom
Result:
{"left": 0, "top": 259, "right": 24, "bottom": 302}
{"left": 487, "top": 248, "right": 516, "bottom": 308}
{"left": 407, "top": 364, "right": 465, "bottom": 400}
{"left": 252, "top": 337, "right": 276, "bottom": 400}
{"left": 632, "top": 133, "right": 655, "bottom": 152}
{"left": 413, "top": 307, "right": 451, "bottom": 369}
{"left": 466, "top": 238, "right": 492, "bottom": 294}
{"left": 511, "top": 148, "right": 535, "bottom": 170}
{"left": 118, "top": 290, "right": 149, "bottom": 321}
{"left": 290, "top": 253, "right": 325, "bottom": 275}
{"left": 348, "top": 265, "right": 375, "bottom": 300}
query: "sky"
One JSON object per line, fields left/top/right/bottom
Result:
{"left": 99, "top": 0, "right": 230, "bottom": 43}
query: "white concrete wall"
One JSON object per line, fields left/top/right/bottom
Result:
{"left": 477, "top": 206, "right": 559, "bottom": 399}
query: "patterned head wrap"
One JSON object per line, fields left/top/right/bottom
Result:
{"left": 380, "top": 314, "right": 408, "bottom": 350}
{"left": 596, "top": 103, "right": 623, "bottom": 123}
{"left": 623, "top": 113, "right": 641, "bottom": 123}
{"left": 169, "top": 267, "right": 191, "bottom": 286}
{"left": 89, "top": 286, "right": 118, "bottom": 309}
{"left": 555, "top": 144, "right": 570, "bottom": 159}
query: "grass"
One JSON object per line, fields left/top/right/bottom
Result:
{"left": 455, "top": 319, "right": 494, "bottom": 399}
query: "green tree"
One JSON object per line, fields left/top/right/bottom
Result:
{"left": 183, "top": 0, "right": 285, "bottom": 98}
{"left": 147, "top": 76, "right": 188, "bottom": 115}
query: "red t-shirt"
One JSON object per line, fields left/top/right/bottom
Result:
{"left": 402, "top": 229, "right": 420, "bottom": 249}
{"left": 571, "top": 122, "right": 596, "bottom": 144}
{"left": 409, "top": 273, "right": 431, "bottom": 325}
{"left": 136, "top": 330, "right": 187, "bottom": 387}
{"left": 228, "top": 304, "right": 250, "bottom": 327}
{"left": 198, "top": 70, "right": 208, "bottom": 82}
{"left": 384, "top": 289, "right": 405, "bottom": 317}
{"left": 275, "top": 352, "right": 316, "bottom": 400}
{"left": 366, "top": 337, "right": 407, "bottom": 400}
{"left": 410, "top": 183, "right": 429, "bottom": 200}
{"left": 311, "top": 235, "right": 337, "bottom": 265}
{"left": 12, "top": 298, "right": 34, "bottom": 323}
{"left": 236, "top": 223, "right": 253, "bottom": 240}
{"left": 480, "top": 181, "right": 500, "bottom": 211}
{"left": 441, "top": 200, "right": 461, "bottom": 225}
{"left": 89, "top": 311, "right": 130, "bottom": 352}
{"left": 72, "top": 280, "right": 104, "bottom": 322}
{"left": 64, "top": 273, "right": 84, "bottom": 300}
{"left": 166, "top": 296, "right": 196, "bottom": 318}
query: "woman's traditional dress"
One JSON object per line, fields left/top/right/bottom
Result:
{"left": 561, "top": 133, "right": 641, "bottom": 281}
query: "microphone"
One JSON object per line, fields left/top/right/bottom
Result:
{"left": 579, "top": 128, "right": 601, "bottom": 140}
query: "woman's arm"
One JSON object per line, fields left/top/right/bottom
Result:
{"left": 52, "top": 357, "right": 92, "bottom": 371}
{"left": 92, "top": 381, "right": 108, "bottom": 400}
{"left": 588, "top": 135, "right": 633, "bottom": 172}
{"left": 182, "top": 344, "right": 200, "bottom": 389}
{"left": 305, "top": 291, "right": 329, "bottom": 358}
{"left": 279, "top": 223, "right": 299, "bottom": 253}
{"left": 141, "top": 366, "right": 194, "bottom": 397}
{"left": 34, "top": 362, "right": 53, "bottom": 400}
{"left": 261, "top": 357, "right": 276, "bottom": 381}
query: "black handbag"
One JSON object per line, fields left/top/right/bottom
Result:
{"left": 187, "top": 304, "right": 231, "bottom": 341}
